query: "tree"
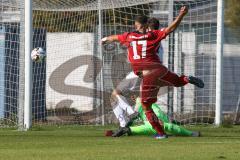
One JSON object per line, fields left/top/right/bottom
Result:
{"left": 225, "top": 0, "right": 240, "bottom": 28}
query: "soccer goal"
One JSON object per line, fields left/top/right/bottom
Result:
{"left": 1, "top": 0, "right": 238, "bottom": 130}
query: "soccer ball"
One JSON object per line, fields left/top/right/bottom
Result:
{"left": 31, "top": 47, "right": 46, "bottom": 63}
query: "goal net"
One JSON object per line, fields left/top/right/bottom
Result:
{"left": 0, "top": 0, "right": 239, "bottom": 128}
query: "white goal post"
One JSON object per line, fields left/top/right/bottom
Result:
{"left": 24, "top": 0, "right": 33, "bottom": 129}
{"left": 215, "top": 0, "right": 224, "bottom": 126}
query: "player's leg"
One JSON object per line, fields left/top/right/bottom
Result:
{"left": 112, "top": 89, "right": 135, "bottom": 116}
{"left": 141, "top": 68, "right": 167, "bottom": 138}
{"left": 160, "top": 71, "right": 204, "bottom": 88}
{"left": 111, "top": 77, "right": 136, "bottom": 128}
{"left": 135, "top": 97, "right": 170, "bottom": 123}
{"left": 111, "top": 74, "right": 140, "bottom": 137}
{"left": 150, "top": 99, "right": 199, "bottom": 136}
{"left": 129, "top": 121, "right": 199, "bottom": 137}
{"left": 143, "top": 104, "right": 167, "bottom": 138}
{"left": 128, "top": 99, "right": 165, "bottom": 136}
{"left": 111, "top": 121, "right": 159, "bottom": 137}
{"left": 111, "top": 90, "right": 137, "bottom": 137}
{"left": 163, "top": 122, "right": 193, "bottom": 136}
{"left": 160, "top": 71, "right": 189, "bottom": 87}
{"left": 112, "top": 98, "right": 127, "bottom": 128}
{"left": 131, "top": 101, "right": 189, "bottom": 136}
{"left": 130, "top": 123, "right": 157, "bottom": 135}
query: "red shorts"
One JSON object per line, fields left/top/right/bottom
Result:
{"left": 140, "top": 64, "right": 188, "bottom": 105}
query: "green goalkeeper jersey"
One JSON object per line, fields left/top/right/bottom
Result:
{"left": 135, "top": 98, "right": 169, "bottom": 123}
{"left": 130, "top": 98, "right": 193, "bottom": 136}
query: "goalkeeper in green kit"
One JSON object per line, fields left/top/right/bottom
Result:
{"left": 127, "top": 97, "right": 199, "bottom": 137}
{"left": 111, "top": 97, "right": 200, "bottom": 137}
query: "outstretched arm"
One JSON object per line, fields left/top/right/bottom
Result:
{"left": 165, "top": 6, "right": 188, "bottom": 35}
{"left": 101, "top": 35, "right": 119, "bottom": 44}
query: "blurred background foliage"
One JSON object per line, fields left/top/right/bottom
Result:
{"left": 33, "top": 0, "right": 240, "bottom": 40}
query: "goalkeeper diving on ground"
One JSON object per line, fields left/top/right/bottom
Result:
{"left": 107, "top": 96, "right": 200, "bottom": 137}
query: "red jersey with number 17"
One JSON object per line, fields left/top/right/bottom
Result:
{"left": 117, "top": 29, "right": 168, "bottom": 74}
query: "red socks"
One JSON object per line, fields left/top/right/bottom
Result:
{"left": 181, "top": 75, "right": 189, "bottom": 84}
{"left": 145, "top": 110, "right": 165, "bottom": 135}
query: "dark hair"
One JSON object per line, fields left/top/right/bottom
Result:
{"left": 135, "top": 15, "right": 148, "bottom": 25}
{"left": 148, "top": 17, "right": 160, "bottom": 30}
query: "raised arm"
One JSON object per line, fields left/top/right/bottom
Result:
{"left": 165, "top": 6, "right": 188, "bottom": 35}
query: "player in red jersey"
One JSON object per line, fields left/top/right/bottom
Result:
{"left": 102, "top": 6, "right": 204, "bottom": 139}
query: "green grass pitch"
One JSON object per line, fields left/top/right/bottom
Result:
{"left": 0, "top": 125, "right": 239, "bottom": 160}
